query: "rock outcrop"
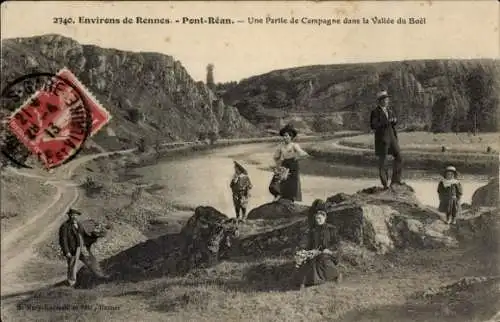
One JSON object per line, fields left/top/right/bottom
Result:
{"left": 471, "top": 177, "right": 499, "bottom": 209}
{"left": 239, "top": 184, "right": 460, "bottom": 257}
{"left": 1, "top": 34, "right": 257, "bottom": 156}
{"left": 454, "top": 209, "right": 499, "bottom": 247}
{"left": 246, "top": 198, "right": 309, "bottom": 220}
{"left": 223, "top": 59, "right": 500, "bottom": 133}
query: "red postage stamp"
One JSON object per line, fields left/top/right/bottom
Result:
{"left": 6, "top": 68, "right": 111, "bottom": 169}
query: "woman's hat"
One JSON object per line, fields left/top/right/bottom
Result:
{"left": 279, "top": 124, "right": 298, "bottom": 138}
{"left": 443, "top": 165, "right": 457, "bottom": 176}
{"left": 233, "top": 161, "right": 247, "bottom": 174}
{"left": 310, "top": 199, "right": 327, "bottom": 212}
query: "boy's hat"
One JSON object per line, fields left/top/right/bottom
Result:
{"left": 233, "top": 161, "right": 247, "bottom": 174}
{"left": 443, "top": 165, "right": 458, "bottom": 176}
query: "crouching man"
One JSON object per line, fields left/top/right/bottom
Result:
{"left": 58, "top": 208, "right": 109, "bottom": 287}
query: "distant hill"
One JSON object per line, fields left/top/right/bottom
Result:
{"left": 0, "top": 34, "right": 256, "bottom": 158}
{"left": 222, "top": 60, "right": 500, "bottom": 134}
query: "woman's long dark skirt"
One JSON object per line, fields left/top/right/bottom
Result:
{"left": 280, "top": 158, "right": 302, "bottom": 202}
{"left": 296, "top": 253, "right": 340, "bottom": 287}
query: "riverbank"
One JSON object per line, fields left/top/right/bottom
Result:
{"left": 339, "top": 132, "right": 499, "bottom": 154}
{"left": 306, "top": 133, "right": 499, "bottom": 177}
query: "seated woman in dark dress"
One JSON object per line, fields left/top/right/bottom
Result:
{"left": 296, "top": 199, "right": 341, "bottom": 288}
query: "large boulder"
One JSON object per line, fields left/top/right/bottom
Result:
{"left": 236, "top": 218, "right": 312, "bottom": 258}
{"left": 180, "top": 206, "right": 239, "bottom": 268}
{"left": 471, "top": 177, "right": 499, "bottom": 209}
{"left": 320, "top": 184, "right": 458, "bottom": 253}
{"left": 246, "top": 198, "right": 309, "bottom": 220}
{"left": 180, "top": 206, "right": 231, "bottom": 236}
{"left": 454, "top": 209, "right": 499, "bottom": 247}
{"left": 389, "top": 215, "right": 458, "bottom": 249}
{"left": 240, "top": 184, "right": 460, "bottom": 257}
{"left": 326, "top": 202, "right": 458, "bottom": 254}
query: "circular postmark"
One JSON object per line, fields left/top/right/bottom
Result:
{"left": 1, "top": 72, "right": 93, "bottom": 169}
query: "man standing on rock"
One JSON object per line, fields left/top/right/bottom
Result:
{"left": 370, "top": 90, "right": 403, "bottom": 189}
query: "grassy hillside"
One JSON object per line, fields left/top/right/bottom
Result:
{"left": 222, "top": 60, "right": 500, "bottom": 134}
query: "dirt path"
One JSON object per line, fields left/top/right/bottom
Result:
{"left": 1, "top": 148, "right": 136, "bottom": 297}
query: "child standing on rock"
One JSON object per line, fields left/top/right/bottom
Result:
{"left": 230, "top": 161, "right": 253, "bottom": 221}
{"left": 437, "top": 166, "right": 463, "bottom": 225}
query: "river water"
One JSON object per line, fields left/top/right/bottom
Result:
{"left": 134, "top": 143, "right": 489, "bottom": 217}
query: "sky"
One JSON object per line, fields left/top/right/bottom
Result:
{"left": 1, "top": 1, "right": 499, "bottom": 83}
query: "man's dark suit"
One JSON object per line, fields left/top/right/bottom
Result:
{"left": 370, "top": 105, "right": 403, "bottom": 188}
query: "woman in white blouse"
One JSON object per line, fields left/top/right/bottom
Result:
{"left": 273, "top": 124, "right": 309, "bottom": 202}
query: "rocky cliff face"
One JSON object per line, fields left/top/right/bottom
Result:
{"left": 1, "top": 34, "right": 256, "bottom": 152}
{"left": 222, "top": 60, "right": 500, "bottom": 133}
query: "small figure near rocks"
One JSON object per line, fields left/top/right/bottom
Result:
{"left": 437, "top": 166, "right": 463, "bottom": 225}
{"left": 58, "top": 208, "right": 109, "bottom": 287}
{"left": 295, "top": 199, "right": 341, "bottom": 288}
{"left": 370, "top": 90, "right": 403, "bottom": 190}
{"left": 230, "top": 161, "right": 253, "bottom": 221}
{"left": 273, "top": 124, "right": 309, "bottom": 203}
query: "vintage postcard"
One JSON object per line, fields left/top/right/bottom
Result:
{"left": 1, "top": 1, "right": 498, "bottom": 321}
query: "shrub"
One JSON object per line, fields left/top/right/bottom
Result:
{"left": 81, "top": 177, "right": 103, "bottom": 197}
{"left": 197, "top": 132, "right": 207, "bottom": 141}
{"left": 207, "top": 131, "right": 219, "bottom": 145}
{"left": 1, "top": 211, "right": 18, "bottom": 219}
{"left": 126, "top": 108, "right": 142, "bottom": 123}
{"left": 153, "top": 140, "right": 162, "bottom": 156}
{"left": 137, "top": 138, "right": 146, "bottom": 153}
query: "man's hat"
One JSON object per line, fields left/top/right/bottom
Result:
{"left": 233, "top": 161, "right": 247, "bottom": 174}
{"left": 67, "top": 208, "right": 81, "bottom": 216}
{"left": 377, "top": 90, "right": 390, "bottom": 100}
{"left": 279, "top": 124, "right": 298, "bottom": 138}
